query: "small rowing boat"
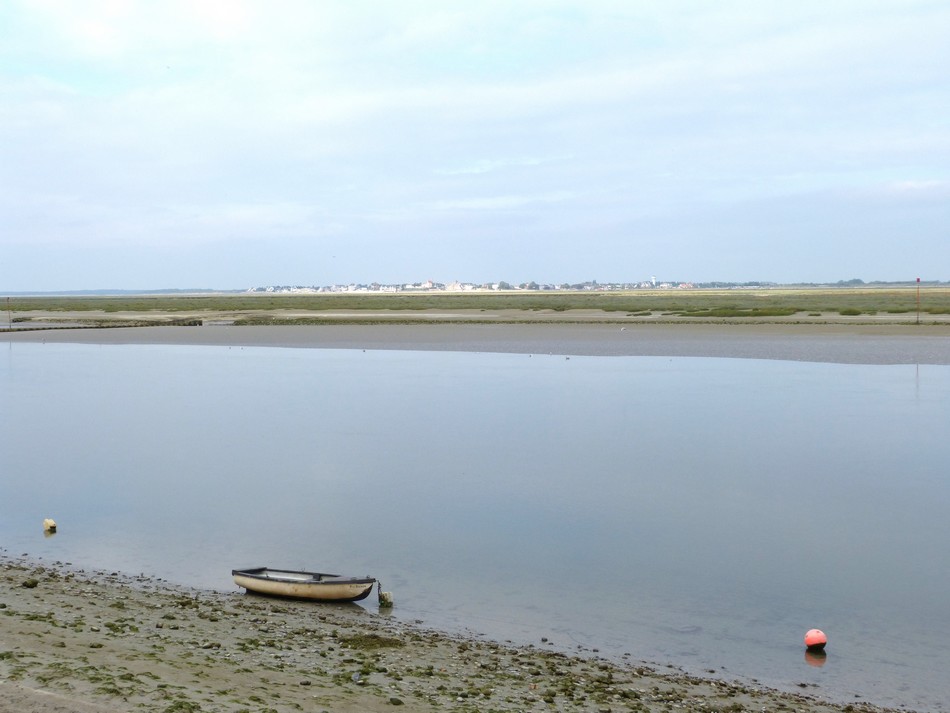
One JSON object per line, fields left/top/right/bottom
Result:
{"left": 231, "top": 567, "right": 377, "bottom": 602}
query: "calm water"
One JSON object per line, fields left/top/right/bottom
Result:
{"left": 2, "top": 342, "right": 948, "bottom": 711}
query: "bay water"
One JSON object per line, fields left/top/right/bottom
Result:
{"left": 2, "top": 342, "right": 948, "bottom": 711}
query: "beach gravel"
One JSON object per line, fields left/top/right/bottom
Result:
{"left": 1, "top": 555, "right": 901, "bottom": 713}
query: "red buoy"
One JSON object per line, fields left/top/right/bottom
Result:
{"left": 804, "top": 629, "right": 827, "bottom": 651}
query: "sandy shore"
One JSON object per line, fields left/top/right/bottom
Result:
{"left": 2, "top": 554, "right": 901, "bottom": 713}
{"left": 5, "top": 321, "right": 950, "bottom": 364}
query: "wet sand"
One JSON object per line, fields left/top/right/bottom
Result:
{"left": 5, "top": 321, "right": 950, "bottom": 364}
{"left": 1, "top": 555, "right": 899, "bottom": 713}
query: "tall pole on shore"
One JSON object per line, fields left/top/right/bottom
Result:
{"left": 916, "top": 277, "right": 921, "bottom": 325}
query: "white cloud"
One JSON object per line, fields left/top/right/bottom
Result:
{"left": 429, "top": 191, "right": 578, "bottom": 212}
{"left": 434, "top": 156, "right": 568, "bottom": 176}
{"left": 881, "top": 180, "right": 950, "bottom": 198}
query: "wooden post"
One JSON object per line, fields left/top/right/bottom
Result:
{"left": 916, "top": 277, "right": 921, "bottom": 325}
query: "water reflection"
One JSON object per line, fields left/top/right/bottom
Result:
{"left": 1, "top": 343, "right": 948, "bottom": 711}
{"left": 804, "top": 650, "right": 828, "bottom": 667}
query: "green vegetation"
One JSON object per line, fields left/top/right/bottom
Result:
{"left": 5, "top": 286, "right": 950, "bottom": 323}
{"left": 337, "top": 633, "right": 405, "bottom": 650}
{"left": 671, "top": 307, "right": 800, "bottom": 318}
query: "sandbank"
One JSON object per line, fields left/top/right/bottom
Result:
{"left": 5, "top": 322, "right": 950, "bottom": 364}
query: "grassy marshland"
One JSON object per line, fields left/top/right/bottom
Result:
{"left": 5, "top": 287, "right": 950, "bottom": 326}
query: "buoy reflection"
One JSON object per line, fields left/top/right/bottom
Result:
{"left": 804, "top": 650, "right": 827, "bottom": 667}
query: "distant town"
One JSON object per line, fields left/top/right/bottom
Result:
{"left": 5, "top": 278, "right": 943, "bottom": 298}
{"left": 246, "top": 277, "right": 934, "bottom": 294}
{"left": 249, "top": 279, "right": 727, "bottom": 294}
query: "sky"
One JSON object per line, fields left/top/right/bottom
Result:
{"left": 1, "top": 0, "right": 948, "bottom": 291}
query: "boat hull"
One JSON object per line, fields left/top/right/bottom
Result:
{"left": 232, "top": 568, "right": 376, "bottom": 602}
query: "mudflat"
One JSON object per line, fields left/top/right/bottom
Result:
{"left": 5, "top": 321, "right": 950, "bottom": 364}
{"left": 1, "top": 555, "right": 891, "bottom": 713}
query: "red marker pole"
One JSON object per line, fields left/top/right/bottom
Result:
{"left": 917, "top": 277, "right": 921, "bottom": 325}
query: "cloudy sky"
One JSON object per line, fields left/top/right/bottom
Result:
{"left": 2, "top": 1, "right": 948, "bottom": 291}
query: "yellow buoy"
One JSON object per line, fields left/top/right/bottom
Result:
{"left": 43, "top": 518, "right": 57, "bottom": 533}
